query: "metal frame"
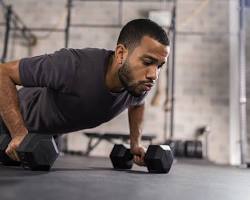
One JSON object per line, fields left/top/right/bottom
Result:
{"left": 64, "top": 0, "right": 125, "bottom": 48}
{"left": 83, "top": 132, "right": 155, "bottom": 156}
{"left": 0, "top": 0, "right": 37, "bottom": 62}
{"left": 1, "top": 5, "right": 11, "bottom": 63}
{"left": 64, "top": 0, "right": 173, "bottom": 44}
{"left": 239, "top": 0, "right": 248, "bottom": 165}
{"left": 169, "top": 0, "right": 176, "bottom": 138}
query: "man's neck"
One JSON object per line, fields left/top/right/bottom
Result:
{"left": 105, "top": 54, "right": 124, "bottom": 93}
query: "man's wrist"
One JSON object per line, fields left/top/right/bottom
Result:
{"left": 130, "top": 141, "right": 140, "bottom": 149}
{"left": 11, "top": 126, "right": 28, "bottom": 138}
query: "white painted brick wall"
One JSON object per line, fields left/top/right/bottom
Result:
{"left": 1, "top": 0, "right": 249, "bottom": 164}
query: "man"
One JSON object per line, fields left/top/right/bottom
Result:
{"left": 0, "top": 19, "right": 170, "bottom": 167}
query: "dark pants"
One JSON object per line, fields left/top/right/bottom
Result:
{"left": 0, "top": 118, "right": 9, "bottom": 135}
{"left": 0, "top": 118, "right": 65, "bottom": 152}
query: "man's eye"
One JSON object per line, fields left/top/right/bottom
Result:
{"left": 143, "top": 61, "right": 152, "bottom": 66}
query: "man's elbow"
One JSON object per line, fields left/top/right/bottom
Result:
{"left": 0, "top": 60, "right": 22, "bottom": 85}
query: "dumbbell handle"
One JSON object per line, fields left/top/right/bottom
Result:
{"left": 131, "top": 144, "right": 173, "bottom": 173}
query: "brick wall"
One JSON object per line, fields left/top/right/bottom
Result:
{"left": 1, "top": 0, "right": 245, "bottom": 164}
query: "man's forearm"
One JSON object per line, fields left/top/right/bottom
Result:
{"left": 0, "top": 62, "right": 28, "bottom": 137}
{"left": 128, "top": 103, "right": 145, "bottom": 148}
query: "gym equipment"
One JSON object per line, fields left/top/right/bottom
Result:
{"left": 185, "top": 140, "right": 203, "bottom": 158}
{"left": 17, "top": 134, "right": 59, "bottom": 171}
{"left": 164, "top": 139, "right": 176, "bottom": 155}
{"left": 185, "top": 140, "right": 196, "bottom": 158}
{"left": 110, "top": 144, "right": 173, "bottom": 173}
{"left": 0, "top": 134, "right": 21, "bottom": 166}
{"left": 165, "top": 139, "right": 203, "bottom": 159}
{"left": 165, "top": 139, "right": 185, "bottom": 157}
{"left": 83, "top": 132, "right": 156, "bottom": 156}
{"left": 194, "top": 140, "right": 203, "bottom": 158}
{"left": 144, "top": 145, "right": 173, "bottom": 173}
{"left": 109, "top": 144, "right": 133, "bottom": 169}
{"left": 174, "top": 140, "right": 186, "bottom": 157}
{"left": 0, "top": 133, "right": 59, "bottom": 171}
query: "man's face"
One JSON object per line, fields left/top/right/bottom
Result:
{"left": 118, "top": 36, "right": 170, "bottom": 97}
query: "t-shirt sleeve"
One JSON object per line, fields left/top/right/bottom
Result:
{"left": 19, "top": 48, "right": 77, "bottom": 93}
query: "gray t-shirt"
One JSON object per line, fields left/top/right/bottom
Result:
{"left": 18, "top": 48, "right": 147, "bottom": 134}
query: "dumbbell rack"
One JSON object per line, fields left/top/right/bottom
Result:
{"left": 165, "top": 126, "right": 210, "bottom": 159}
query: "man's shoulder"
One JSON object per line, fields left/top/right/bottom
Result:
{"left": 61, "top": 48, "right": 112, "bottom": 64}
{"left": 67, "top": 48, "right": 112, "bottom": 57}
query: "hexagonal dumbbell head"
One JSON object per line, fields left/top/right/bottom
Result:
{"left": 0, "top": 134, "right": 21, "bottom": 166}
{"left": 17, "top": 134, "right": 59, "bottom": 171}
{"left": 110, "top": 144, "right": 133, "bottom": 169}
{"left": 144, "top": 145, "right": 173, "bottom": 173}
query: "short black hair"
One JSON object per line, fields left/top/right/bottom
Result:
{"left": 117, "top": 18, "right": 170, "bottom": 50}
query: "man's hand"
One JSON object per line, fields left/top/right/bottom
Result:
{"left": 5, "top": 133, "right": 27, "bottom": 161}
{"left": 131, "top": 145, "right": 146, "bottom": 166}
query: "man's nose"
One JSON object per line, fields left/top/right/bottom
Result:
{"left": 146, "top": 66, "right": 159, "bottom": 81}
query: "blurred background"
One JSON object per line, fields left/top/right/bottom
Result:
{"left": 0, "top": 0, "right": 249, "bottom": 166}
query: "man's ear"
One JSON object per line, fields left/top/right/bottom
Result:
{"left": 115, "top": 44, "right": 128, "bottom": 64}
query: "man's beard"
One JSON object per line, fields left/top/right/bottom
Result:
{"left": 118, "top": 60, "right": 146, "bottom": 97}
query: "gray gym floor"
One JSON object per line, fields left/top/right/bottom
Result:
{"left": 1, "top": 155, "right": 250, "bottom": 200}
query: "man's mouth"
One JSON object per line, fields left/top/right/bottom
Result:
{"left": 143, "top": 83, "right": 154, "bottom": 91}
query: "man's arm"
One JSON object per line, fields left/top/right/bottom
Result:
{"left": 128, "top": 103, "right": 145, "bottom": 148}
{"left": 128, "top": 103, "right": 146, "bottom": 166}
{"left": 0, "top": 60, "right": 28, "bottom": 160}
{"left": 0, "top": 49, "right": 77, "bottom": 137}
{"left": 0, "top": 60, "right": 28, "bottom": 137}
{"left": 0, "top": 49, "right": 77, "bottom": 161}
